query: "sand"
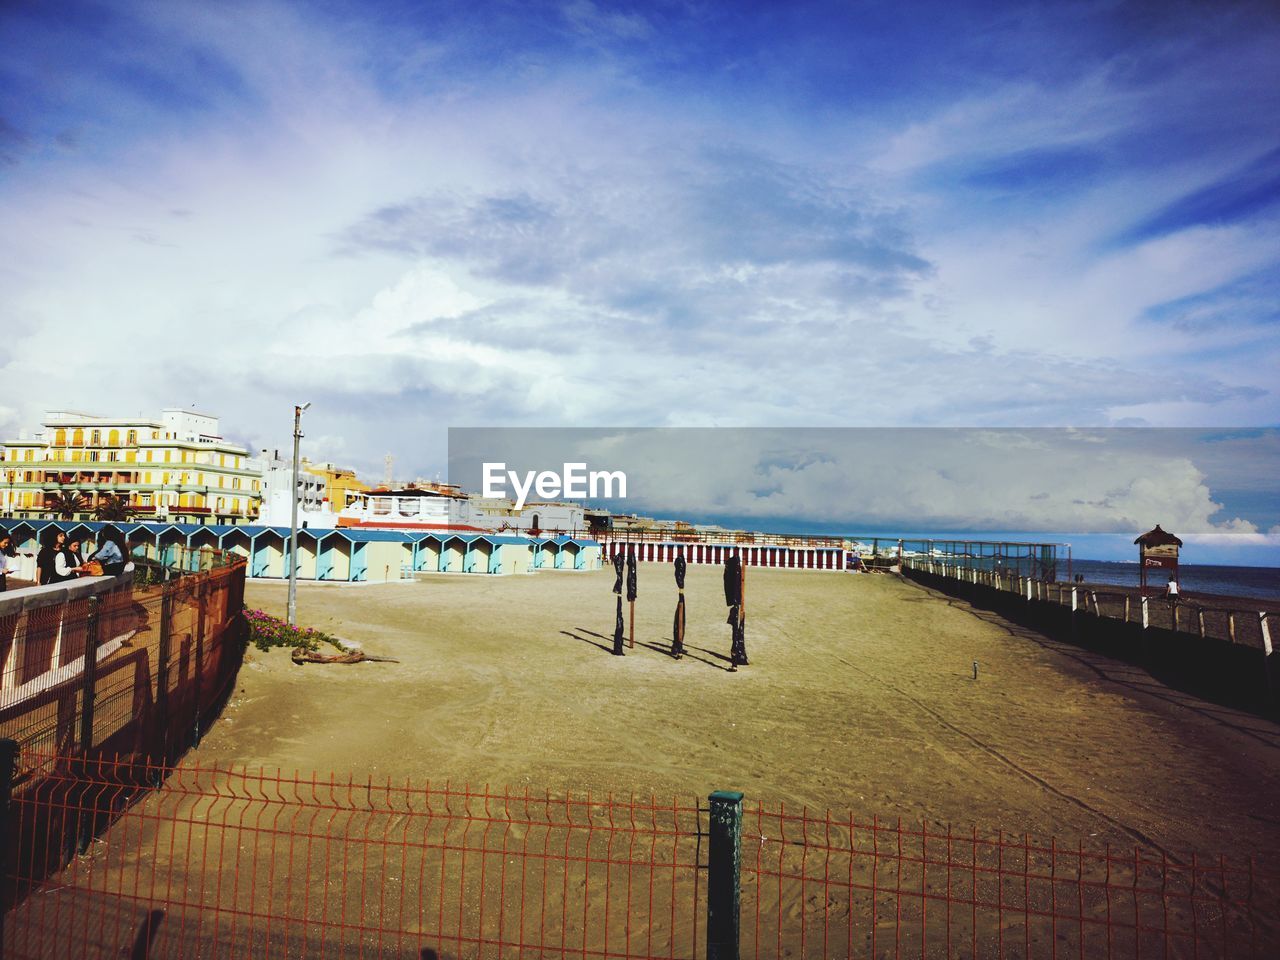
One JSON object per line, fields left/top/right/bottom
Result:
{"left": 197, "top": 566, "right": 1280, "bottom": 864}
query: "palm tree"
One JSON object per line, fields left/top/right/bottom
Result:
{"left": 44, "top": 491, "right": 88, "bottom": 520}
{"left": 95, "top": 494, "right": 131, "bottom": 522}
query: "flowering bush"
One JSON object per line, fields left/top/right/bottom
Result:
{"left": 245, "top": 608, "right": 347, "bottom": 653}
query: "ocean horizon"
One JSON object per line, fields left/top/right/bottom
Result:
{"left": 1068, "top": 558, "right": 1280, "bottom": 603}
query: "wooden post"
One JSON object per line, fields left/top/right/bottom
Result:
{"left": 629, "top": 600, "right": 635, "bottom": 649}
{"left": 1141, "top": 596, "right": 1149, "bottom": 629}
{"left": 1260, "top": 612, "right": 1273, "bottom": 695}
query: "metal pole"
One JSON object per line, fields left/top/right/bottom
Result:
{"left": 287, "top": 403, "right": 307, "bottom": 627}
{"left": 707, "top": 790, "right": 744, "bottom": 960}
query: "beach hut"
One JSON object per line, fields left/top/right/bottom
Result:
{"left": 494, "top": 537, "right": 534, "bottom": 574}
{"left": 535, "top": 539, "right": 558, "bottom": 570}
{"left": 464, "top": 536, "right": 493, "bottom": 574}
{"left": 440, "top": 536, "right": 466, "bottom": 573}
{"left": 316, "top": 531, "right": 351, "bottom": 581}
{"left": 556, "top": 540, "right": 580, "bottom": 570}
{"left": 251, "top": 529, "right": 287, "bottom": 578}
{"left": 294, "top": 531, "right": 319, "bottom": 581}
{"left": 188, "top": 527, "right": 221, "bottom": 571}
{"left": 415, "top": 535, "right": 442, "bottom": 572}
{"left": 221, "top": 527, "right": 252, "bottom": 562}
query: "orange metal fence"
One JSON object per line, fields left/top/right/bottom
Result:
{"left": 2, "top": 751, "right": 1274, "bottom": 959}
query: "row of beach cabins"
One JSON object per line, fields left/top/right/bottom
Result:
{"left": 1, "top": 521, "right": 854, "bottom": 584}
{"left": 0, "top": 519, "right": 604, "bottom": 582}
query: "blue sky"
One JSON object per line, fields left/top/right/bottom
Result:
{"left": 1, "top": 0, "right": 1277, "bottom": 556}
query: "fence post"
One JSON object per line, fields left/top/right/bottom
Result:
{"left": 155, "top": 586, "right": 173, "bottom": 771}
{"left": 0, "top": 737, "right": 17, "bottom": 942}
{"left": 192, "top": 578, "right": 207, "bottom": 748}
{"left": 1261, "top": 612, "right": 1274, "bottom": 696}
{"left": 707, "top": 790, "right": 743, "bottom": 960}
{"left": 79, "top": 594, "right": 101, "bottom": 755}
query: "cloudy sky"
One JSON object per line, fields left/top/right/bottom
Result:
{"left": 2, "top": 1, "right": 1277, "bottom": 552}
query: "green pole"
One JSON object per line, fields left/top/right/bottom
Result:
{"left": 707, "top": 790, "right": 744, "bottom": 960}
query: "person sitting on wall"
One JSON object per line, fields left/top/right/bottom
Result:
{"left": 37, "top": 528, "right": 76, "bottom": 585}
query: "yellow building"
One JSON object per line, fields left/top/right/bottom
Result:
{"left": 1, "top": 409, "right": 263, "bottom": 525}
{"left": 301, "top": 458, "right": 370, "bottom": 512}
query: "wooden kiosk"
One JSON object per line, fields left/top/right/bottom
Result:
{"left": 1135, "top": 524, "right": 1182, "bottom": 595}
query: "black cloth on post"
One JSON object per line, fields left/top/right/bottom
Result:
{"left": 625, "top": 548, "right": 638, "bottom": 602}
{"left": 613, "top": 595, "right": 625, "bottom": 655}
{"left": 674, "top": 554, "right": 686, "bottom": 589}
{"left": 612, "top": 550, "right": 624, "bottom": 594}
{"left": 723, "top": 555, "right": 742, "bottom": 607}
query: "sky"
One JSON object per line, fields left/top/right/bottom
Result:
{"left": 2, "top": 0, "right": 1278, "bottom": 558}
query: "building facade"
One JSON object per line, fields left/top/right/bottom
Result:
{"left": 1, "top": 409, "right": 262, "bottom": 525}
{"left": 301, "top": 458, "right": 369, "bottom": 512}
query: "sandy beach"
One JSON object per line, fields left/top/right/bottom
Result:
{"left": 188, "top": 565, "right": 1280, "bottom": 866}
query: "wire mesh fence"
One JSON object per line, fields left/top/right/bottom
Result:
{"left": 740, "top": 805, "right": 1277, "bottom": 960}
{"left": 2, "top": 753, "right": 707, "bottom": 959}
{"left": 2, "top": 751, "right": 1275, "bottom": 959}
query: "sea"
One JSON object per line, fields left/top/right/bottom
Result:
{"left": 1069, "top": 559, "right": 1280, "bottom": 603}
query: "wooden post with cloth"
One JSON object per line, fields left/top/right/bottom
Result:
{"left": 611, "top": 547, "right": 626, "bottom": 656}
{"left": 672, "top": 552, "right": 687, "bottom": 659}
{"left": 724, "top": 552, "right": 748, "bottom": 670}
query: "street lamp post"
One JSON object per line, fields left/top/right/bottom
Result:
{"left": 287, "top": 402, "right": 311, "bottom": 627}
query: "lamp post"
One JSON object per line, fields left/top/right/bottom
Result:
{"left": 287, "top": 402, "right": 311, "bottom": 627}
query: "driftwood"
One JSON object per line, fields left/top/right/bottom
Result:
{"left": 291, "top": 647, "right": 400, "bottom": 665}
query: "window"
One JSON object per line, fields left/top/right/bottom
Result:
{"left": 126, "top": 430, "right": 137, "bottom": 445}
{"left": 54, "top": 429, "right": 66, "bottom": 446}
{"left": 164, "top": 451, "right": 171, "bottom": 462}
{"left": 90, "top": 429, "right": 100, "bottom": 445}
{"left": 232, "top": 477, "right": 241, "bottom": 490}
{"left": 108, "top": 451, "right": 118, "bottom": 462}
{"left": 108, "top": 429, "right": 119, "bottom": 446}
{"left": 23, "top": 450, "right": 32, "bottom": 462}
{"left": 145, "top": 451, "right": 153, "bottom": 462}
{"left": 88, "top": 451, "right": 99, "bottom": 462}
{"left": 72, "top": 429, "right": 84, "bottom": 446}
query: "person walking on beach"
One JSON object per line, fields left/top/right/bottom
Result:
{"left": 37, "top": 528, "right": 75, "bottom": 585}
